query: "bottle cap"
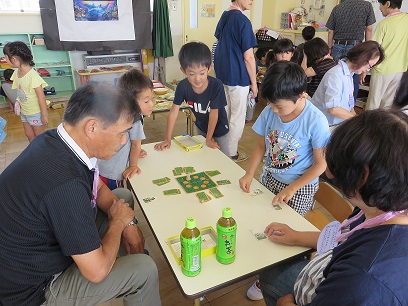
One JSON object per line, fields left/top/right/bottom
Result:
{"left": 222, "top": 207, "right": 232, "bottom": 218}
{"left": 185, "top": 217, "right": 196, "bottom": 229}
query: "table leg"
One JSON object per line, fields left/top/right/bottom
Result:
{"left": 184, "top": 108, "right": 194, "bottom": 136}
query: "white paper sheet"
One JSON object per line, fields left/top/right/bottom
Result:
{"left": 55, "top": 0, "right": 135, "bottom": 42}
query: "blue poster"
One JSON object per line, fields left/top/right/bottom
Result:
{"left": 73, "top": 0, "right": 119, "bottom": 21}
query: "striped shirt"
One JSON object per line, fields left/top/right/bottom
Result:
{"left": 307, "top": 58, "right": 338, "bottom": 97}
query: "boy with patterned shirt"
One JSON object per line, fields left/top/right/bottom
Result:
{"left": 241, "top": 61, "right": 330, "bottom": 301}
{"left": 240, "top": 61, "right": 330, "bottom": 217}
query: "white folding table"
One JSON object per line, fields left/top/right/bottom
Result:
{"left": 128, "top": 136, "right": 318, "bottom": 304}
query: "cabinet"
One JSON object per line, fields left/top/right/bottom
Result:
{"left": 280, "top": 29, "right": 329, "bottom": 45}
{"left": 0, "top": 33, "right": 76, "bottom": 107}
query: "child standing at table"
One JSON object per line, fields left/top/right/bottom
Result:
{"left": 0, "top": 69, "right": 18, "bottom": 113}
{"left": 3, "top": 41, "right": 48, "bottom": 141}
{"left": 240, "top": 61, "right": 330, "bottom": 216}
{"left": 154, "top": 42, "right": 229, "bottom": 155}
{"left": 241, "top": 61, "right": 330, "bottom": 302}
{"left": 98, "top": 69, "right": 154, "bottom": 190}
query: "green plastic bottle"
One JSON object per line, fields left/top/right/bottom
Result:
{"left": 180, "top": 217, "right": 202, "bottom": 276}
{"left": 216, "top": 207, "right": 237, "bottom": 264}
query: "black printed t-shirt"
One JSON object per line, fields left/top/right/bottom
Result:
{"left": 0, "top": 129, "right": 101, "bottom": 305}
{"left": 174, "top": 76, "right": 229, "bottom": 137}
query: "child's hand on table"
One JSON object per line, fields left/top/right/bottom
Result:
{"left": 154, "top": 140, "right": 171, "bottom": 151}
{"left": 123, "top": 166, "right": 141, "bottom": 179}
{"left": 206, "top": 138, "right": 220, "bottom": 149}
{"left": 139, "top": 149, "right": 147, "bottom": 158}
{"left": 239, "top": 174, "right": 253, "bottom": 193}
{"left": 272, "top": 186, "right": 296, "bottom": 206}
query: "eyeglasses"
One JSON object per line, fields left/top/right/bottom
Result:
{"left": 367, "top": 62, "right": 374, "bottom": 71}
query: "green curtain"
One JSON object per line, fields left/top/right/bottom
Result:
{"left": 153, "top": 0, "right": 174, "bottom": 58}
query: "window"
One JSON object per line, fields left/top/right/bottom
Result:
{"left": 0, "top": 0, "right": 40, "bottom": 13}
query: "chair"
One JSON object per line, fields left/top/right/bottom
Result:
{"left": 305, "top": 181, "right": 354, "bottom": 230}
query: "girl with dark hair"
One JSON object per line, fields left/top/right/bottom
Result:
{"left": 258, "top": 109, "right": 408, "bottom": 306}
{"left": 311, "top": 41, "right": 384, "bottom": 127}
{"left": 3, "top": 41, "right": 49, "bottom": 141}
{"left": 266, "top": 38, "right": 297, "bottom": 67}
{"left": 301, "top": 38, "right": 337, "bottom": 97}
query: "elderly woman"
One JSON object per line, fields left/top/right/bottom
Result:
{"left": 259, "top": 109, "right": 408, "bottom": 305}
{"left": 311, "top": 41, "right": 384, "bottom": 127}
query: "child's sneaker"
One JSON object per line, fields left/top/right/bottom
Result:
{"left": 231, "top": 151, "right": 248, "bottom": 163}
{"left": 247, "top": 280, "right": 264, "bottom": 301}
{"left": 51, "top": 102, "right": 65, "bottom": 110}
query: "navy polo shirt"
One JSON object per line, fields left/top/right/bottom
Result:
{"left": 214, "top": 10, "right": 257, "bottom": 87}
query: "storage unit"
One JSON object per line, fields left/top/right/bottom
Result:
{"left": 280, "top": 13, "right": 290, "bottom": 29}
{"left": 0, "top": 33, "right": 76, "bottom": 106}
{"left": 279, "top": 29, "right": 329, "bottom": 45}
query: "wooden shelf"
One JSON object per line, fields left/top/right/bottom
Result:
{"left": 0, "top": 33, "right": 76, "bottom": 107}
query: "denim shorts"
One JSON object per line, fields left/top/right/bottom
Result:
{"left": 20, "top": 112, "right": 43, "bottom": 126}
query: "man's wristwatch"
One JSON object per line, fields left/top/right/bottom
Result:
{"left": 126, "top": 217, "right": 138, "bottom": 227}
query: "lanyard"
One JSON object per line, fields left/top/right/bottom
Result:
{"left": 92, "top": 163, "right": 99, "bottom": 209}
{"left": 386, "top": 11, "right": 402, "bottom": 18}
{"left": 338, "top": 60, "right": 354, "bottom": 108}
{"left": 336, "top": 209, "right": 405, "bottom": 243}
{"left": 229, "top": 4, "right": 243, "bottom": 12}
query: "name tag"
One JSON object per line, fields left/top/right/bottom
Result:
{"left": 317, "top": 221, "right": 341, "bottom": 255}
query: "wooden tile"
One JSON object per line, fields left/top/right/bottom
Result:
{"left": 159, "top": 268, "right": 210, "bottom": 306}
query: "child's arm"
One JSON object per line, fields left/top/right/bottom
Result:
{"left": 123, "top": 140, "right": 142, "bottom": 179}
{"left": 327, "top": 107, "right": 356, "bottom": 120}
{"left": 206, "top": 109, "right": 220, "bottom": 149}
{"left": 272, "top": 147, "right": 326, "bottom": 205}
{"left": 34, "top": 86, "right": 48, "bottom": 125}
{"left": 154, "top": 104, "right": 180, "bottom": 151}
{"left": 301, "top": 52, "right": 317, "bottom": 77}
{"left": 239, "top": 135, "right": 265, "bottom": 192}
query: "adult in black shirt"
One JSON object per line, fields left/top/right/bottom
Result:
{"left": 0, "top": 84, "right": 161, "bottom": 305}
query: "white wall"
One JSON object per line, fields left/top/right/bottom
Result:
{"left": 165, "top": 0, "right": 183, "bottom": 83}
{"left": 0, "top": 14, "right": 43, "bottom": 33}
{"left": 297, "top": 0, "right": 408, "bottom": 28}
{"left": 295, "top": 0, "right": 336, "bottom": 25}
